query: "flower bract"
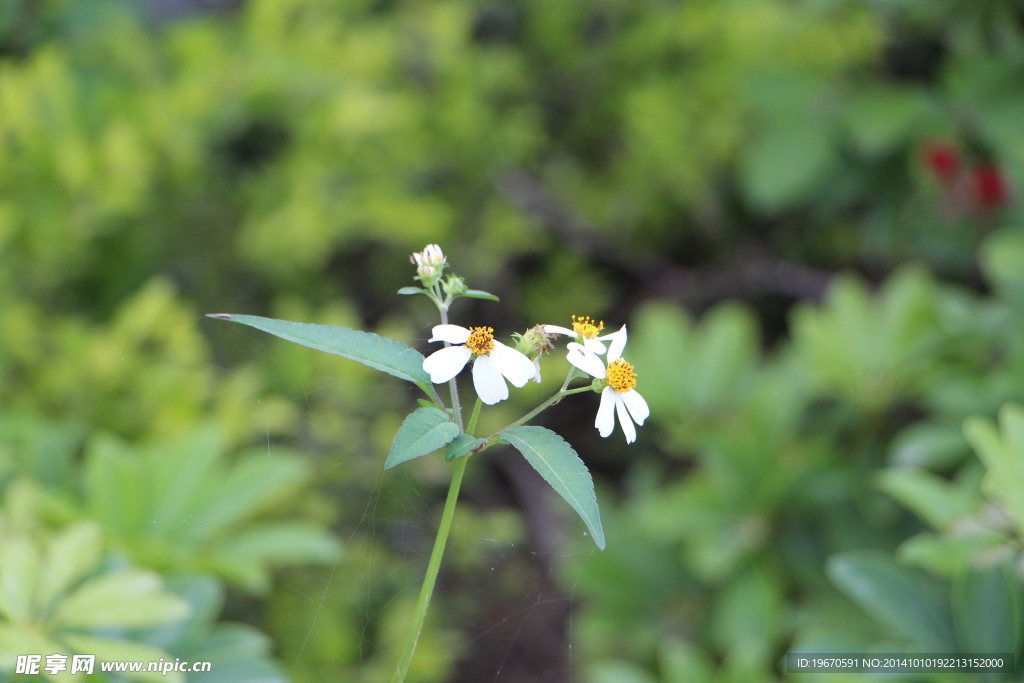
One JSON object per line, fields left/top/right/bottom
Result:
{"left": 422, "top": 324, "right": 536, "bottom": 404}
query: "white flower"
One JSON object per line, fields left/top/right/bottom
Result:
{"left": 411, "top": 244, "right": 445, "bottom": 267}
{"left": 422, "top": 325, "right": 536, "bottom": 405}
{"left": 410, "top": 244, "right": 446, "bottom": 279}
{"left": 565, "top": 329, "right": 649, "bottom": 444}
{"left": 543, "top": 316, "right": 625, "bottom": 355}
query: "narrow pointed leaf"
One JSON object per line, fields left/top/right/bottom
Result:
{"left": 462, "top": 289, "right": 500, "bottom": 301}
{"left": 398, "top": 287, "right": 425, "bottom": 295}
{"left": 386, "top": 407, "right": 460, "bottom": 468}
{"left": 208, "top": 314, "right": 430, "bottom": 385}
{"left": 446, "top": 434, "right": 486, "bottom": 462}
{"left": 500, "top": 426, "right": 605, "bottom": 549}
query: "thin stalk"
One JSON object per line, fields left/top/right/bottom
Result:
{"left": 390, "top": 455, "right": 469, "bottom": 683}
{"left": 466, "top": 398, "right": 483, "bottom": 437}
{"left": 498, "top": 385, "right": 592, "bottom": 433}
{"left": 439, "top": 306, "right": 464, "bottom": 431}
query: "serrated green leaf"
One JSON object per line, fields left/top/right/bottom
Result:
{"left": 462, "top": 289, "right": 499, "bottom": 301}
{"left": 55, "top": 570, "right": 190, "bottom": 629}
{"left": 398, "top": 287, "right": 425, "bottom": 295}
{"left": 445, "top": 434, "right": 486, "bottom": 462}
{"left": 386, "top": 408, "right": 460, "bottom": 468}
{"left": 827, "top": 550, "right": 956, "bottom": 652}
{"left": 208, "top": 314, "right": 430, "bottom": 385}
{"left": 500, "top": 426, "right": 604, "bottom": 549}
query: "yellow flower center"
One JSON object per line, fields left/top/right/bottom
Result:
{"left": 606, "top": 358, "right": 637, "bottom": 393}
{"left": 466, "top": 327, "right": 495, "bottom": 355}
{"left": 572, "top": 315, "right": 604, "bottom": 340}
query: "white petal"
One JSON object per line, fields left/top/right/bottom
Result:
{"left": 567, "top": 342, "right": 606, "bottom": 379}
{"left": 583, "top": 338, "right": 607, "bottom": 354}
{"left": 543, "top": 325, "right": 577, "bottom": 337}
{"left": 606, "top": 325, "right": 628, "bottom": 362}
{"left": 595, "top": 387, "right": 617, "bottom": 437}
{"left": 621, "top": 389, "right": 649, "bottom": 426}
{"left": 429, "top": 324, "right": 471, "bottom": 344}
{"left": 422, "top": 345, "right": 472, "bottom": 383}
{"left": 615, "top": 392, "right": 636, "bottom": 443}
{"left": 472, "top": 355, "right": 509, "bottom": 405}
{"left": 490, "top": 342, "right": 537, "bottom": 388}
{"left": 531, "top": 358, "right": 542, "bottom": 383}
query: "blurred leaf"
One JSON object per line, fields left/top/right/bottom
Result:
{"left": 501, "top": 426, "right": 605, "bottom": 549}
{"left": 952, "top": 563, "right": 1020, "bottom": 655}
{"left": 877, "top": 468, "right": 977, "bottom": 530}
{"left": 964, "top": 405, "right": 1024, "bottom": 534}
{"left": 739, "top": 123, "right": 835, "bottom": 212}
{"left": 827, "top": 550, "right": 956, "bottom": 651}
{"left": 385, "top": 407, "right": 460, "bottom": 469}
{"left": 37, "top": 521, "right": 102, "bottom": 611}
{"left": 660, "top": 640, "right": 714, "bottom": 683}
{"left": 208, "top": 314, "right": 431, "bottom": 386}
{"left": 397, "top": 287, "right": 425, "bottom": 295}
{"left": 62, "top": 634, "right": 184, "bottom": 683}
{"left": 889, "top": 423, "right": 969, "bottom": 469}
{"left": 589, "top": 660, "right": 657, "bottom": 683}
{"left": 54, "top": 569, "right": 190, "bottom": 629}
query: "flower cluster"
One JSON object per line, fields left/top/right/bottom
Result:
{"left": 415, "top": 245, "right": 648, "bottom": 442}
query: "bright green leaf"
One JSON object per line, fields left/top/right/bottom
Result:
{"left": 500, "top": 426, "right": 604, "bottom": 549}
{"left": 461, "top": 289, "right": 499, "bottom": 301}
{"left": 55, "top": 570, "right": 190, "bottom": 629}
{"left": 208, "top": 314, "right": 430, "bottom": 385}
{"left": 386, "top": 408, "right": 460, "bottom": 469}
{"left": 38, "top": 521, "right": 102, "bottom": 610}
{"left": 445, "top": 434, "right": 486, "bottom": 462}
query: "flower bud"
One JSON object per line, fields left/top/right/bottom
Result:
{"left": 514, "top": 325, "right": 556, "bottom": 359}
{"left": 411, "top": 244, "right": 446, "bottom": 285}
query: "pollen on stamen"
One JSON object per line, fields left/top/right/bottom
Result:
{"left": 466, "top": 327, "right": 495, "bottom": 355}
{"left": 571, "top": 315, "right": 604, "bottom": 339}
{"left": 606, "top": 359, "right": 637, "bottom": 392}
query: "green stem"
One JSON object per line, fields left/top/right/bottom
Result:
{"left": 439, "top": 306, "right": 464, "bottom": 431}
{"left": 499, "top": 385, "right": 592, "bottom": 433}
{"left": 466, "top": 398, "right": 483, "bottom": 436}
{"left": 390, "top": 454, "right": 469, "bottom": 683}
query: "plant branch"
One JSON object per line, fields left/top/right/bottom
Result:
{"left": 390, "top": 455, "right": 469, "bottom": 683}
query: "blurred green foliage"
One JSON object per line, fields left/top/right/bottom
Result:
{"left": 2, "top": 0, "right": 1024, "bottom": 681}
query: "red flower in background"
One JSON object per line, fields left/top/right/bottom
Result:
{"left": 923, "top": 142, "right": 960, "bottom": 184}
{"left": 972, "top": 163, "right": 1009, "bottom": 208}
